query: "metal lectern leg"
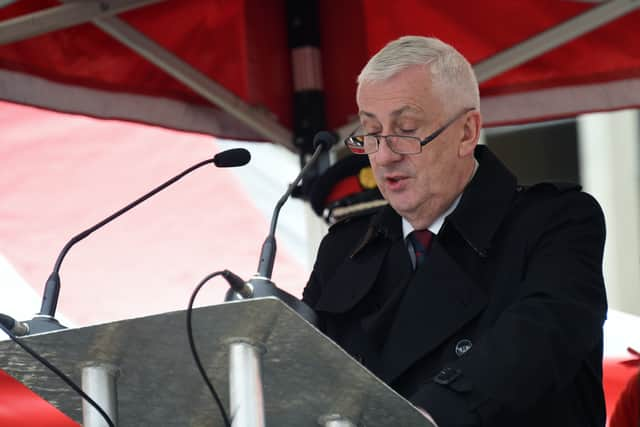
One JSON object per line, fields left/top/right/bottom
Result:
{"left": 229, "top": 340, "right": 265, "bottom": 427}
{"left": 81, "top": 364, "right": 119, "bottom": 427}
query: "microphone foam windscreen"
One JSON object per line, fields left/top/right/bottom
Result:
{"left": 313, "top": 131, "right": 337, "bottom": 151}
{"left": 213, "top": 148, "right": 251, "bottom": 167}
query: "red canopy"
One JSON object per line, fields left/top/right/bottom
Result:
{"left": 1, "top": 0, "right": 639, "bottom": 148}
{"left": 1, "top": 2, "right": 640, "bottom": 424}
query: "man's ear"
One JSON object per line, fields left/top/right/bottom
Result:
{"left": 459, "top": 110, "right": 482, "bottom": 157}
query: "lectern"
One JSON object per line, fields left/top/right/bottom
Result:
{"left": 0, "top": 297, "right": 433, "bottom": 426}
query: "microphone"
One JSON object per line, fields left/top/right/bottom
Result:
{"left": 224, "top": 131, "right": 337, "bottom": 324}
{"left": 312, "top": 131, "right": 336, "bottom": 152}
{"left": 213, "top": 148, "right": 251, "bottom": 168}
{"left": 257, "top": 131, "right": 335, "bottom": 279}
{"left": 27, "top": 148, "right": 251, "bottom": 335}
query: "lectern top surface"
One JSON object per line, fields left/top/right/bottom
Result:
{"left": 0, "top": 297, "right": 432, "bottom": 426}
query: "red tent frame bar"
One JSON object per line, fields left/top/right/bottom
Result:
{"left": 0, "top": 0, "right": 639, "bottom": 149}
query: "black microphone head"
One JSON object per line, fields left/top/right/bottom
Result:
{"left": 313, "top": 131, "right": 337, "bottom": 152}
{"left": 213, "top": 148, "right": 251, "bottom": 167}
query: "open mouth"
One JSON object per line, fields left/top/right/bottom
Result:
{"left": 384, "top": 175, "right": 409, "bottom": 190}
{"left": 386, "top": 175, "right": 406, "bottom": 183}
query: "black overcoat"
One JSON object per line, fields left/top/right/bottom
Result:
{"left": 303, "top": 146, "right": 607, "bottom": 426}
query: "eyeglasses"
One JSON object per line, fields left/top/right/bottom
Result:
{"left": 344, "top": 107, "right": 475, "bottom": 155}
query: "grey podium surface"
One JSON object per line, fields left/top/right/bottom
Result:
{"left": 0, "top": 297, "right": 433, "bottom": 426}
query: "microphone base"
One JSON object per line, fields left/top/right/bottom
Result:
{"left": 26, "top": 315, "right": 67, "bottom": 335}
{"left": 225, "top": 277, "right": 317, "bottom": 326}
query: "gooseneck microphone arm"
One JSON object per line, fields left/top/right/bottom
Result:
{"left": 40, "top": 158, "right": 212, "bottom": 317}
{"left": 37, "top": 148, "right": 251, "bottom": 325}
{"left": 225, "top": 132, "right": 335, "bottom": 325}
{"left": 257, "top": 140, "right": 328, "bottom": 279}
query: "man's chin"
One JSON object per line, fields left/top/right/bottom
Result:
{"left": 386, "top": 199, "right": 417, "bottom": 218}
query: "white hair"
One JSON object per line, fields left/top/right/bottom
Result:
{"left": 357, "top": 36, "right": 480, "bottom": 112}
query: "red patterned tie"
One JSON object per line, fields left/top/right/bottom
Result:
{"left": 408, "top": 229, "right": 433, "bottom": 268}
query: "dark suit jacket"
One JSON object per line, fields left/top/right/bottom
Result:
{"left": 303, "top": 146, "right": 607, "bottom": 426}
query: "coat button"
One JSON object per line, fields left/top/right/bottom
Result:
{"left": 455, "top": 339, "right": 473, "bottom": 357}
{"left": 434, "top": 367, "right": 462, "bottom": 385}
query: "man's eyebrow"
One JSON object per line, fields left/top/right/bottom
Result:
{"left": 358, "top": 110, "right": 377, "bottom": 120}
{"left": 358, "top": 106, "right": 422, "bottom": 119}
{"left": 391, "top": 105, "right": 420, "bottom": 116}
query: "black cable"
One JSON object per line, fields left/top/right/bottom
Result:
{"left": 187, "top": 270, "right": 232, "bottom": 427}
{"left": 0, "top": 323, "right": 115, "bottom": 427}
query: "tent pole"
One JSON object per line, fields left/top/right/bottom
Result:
{"left": 0, "top": 0, "right": 163, "bottom": 45}
{"left": 336, "top": 0, "right": 640, "bottom": 135}
{"left": 92, "top": 16, "right": 294, "bottom": 149}
{"left": 0, "top": 0, "right": 294, "bottom": 148}
{"left": 286, "top": 0, "right": 328, "bottom": 156}
{"left": 474, "top": 0, "right": 640, "bottom": 82}
{"left": 578, "top": 109, "right": 640, "bottom": 316}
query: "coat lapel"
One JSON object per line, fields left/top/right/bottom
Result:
{"left": 360, "top": 237, "right": 414, "bottom": 333}
{"left": 314, "top": 206, "right": 403, "bottom": 314}
{"left": 447, "top": 146, "right": 518, "bottom": 256}
{"left": 313, "top": 146, "right": 517, "bottom": 378}
{"left": 378, "top": 238, "right": 488, "bottom": 382}
{"left": 314, "top": 234, "right": 390, "bottom": 313}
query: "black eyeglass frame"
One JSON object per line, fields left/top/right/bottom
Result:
{"left": 344, "top": 107, "right": 476, "bottom": 155}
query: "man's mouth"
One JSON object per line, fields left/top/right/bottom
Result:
{"left": 385, "top": 174, "right": 407, "bottom": 183}
{"left": 383, "top": 174, "right": 409, "bottom": 190}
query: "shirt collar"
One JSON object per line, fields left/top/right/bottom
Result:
{"left": 402, "top": 194, "right": 461, "bottom": 238}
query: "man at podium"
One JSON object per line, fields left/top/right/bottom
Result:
{"left": 303, "top": 36, "right": 607, "bottom": 426}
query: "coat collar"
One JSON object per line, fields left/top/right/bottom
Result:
{"left": 349, "top": 204, "right": 402, "bottom": 259}
{"left": 315, "top": 146, "right": 517, "bottom": 314}
{"left": 446, "top": 145, "right": 518, "bottom": 257}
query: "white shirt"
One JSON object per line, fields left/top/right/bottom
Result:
{"left": 401, "top": 196, "right": 459, "bottom": 269}
{"left": 402, "top": 193, "right": 462, "bottom": 240}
